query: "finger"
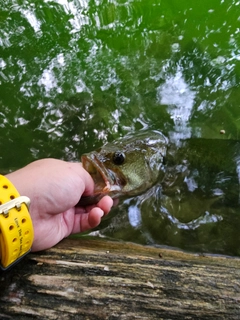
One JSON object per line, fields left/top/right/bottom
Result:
{"left": 70, "top": 196, "right": 114, "bottom": 234}
{"left": 97, "top": 196, "right": 114, "bottom": 215}
{"left": 88, "top": 208, "right": 105, "bottom": 228}
{"left": 71, "top": 207, "right": 104, "bottom": 233}
{"left": 80, "top": 196, "right": 113, "bottom": 230}
{"left": 76, "top": 195, "right": 114, "bottom": 214}
{"left": 76, "top": 163, "right": 95, "bottom": 197}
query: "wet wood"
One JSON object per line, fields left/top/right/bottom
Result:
{"left": 1, "top": 237, "right": 240, "bottom": 319}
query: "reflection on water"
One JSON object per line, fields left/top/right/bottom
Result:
{"left": 1, "top": 0, "right": 240, "bottom": 255}
{"left": 157, "top": 65, "right": 196, "bottom": 143}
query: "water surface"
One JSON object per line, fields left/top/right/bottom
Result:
{"left": 1, "top": 0, "right": 240, "bottom": 255}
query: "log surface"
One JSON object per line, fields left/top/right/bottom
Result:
{"left": 1, "top": 237, "right": 240, "bottom": 319}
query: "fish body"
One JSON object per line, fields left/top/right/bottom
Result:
{"left": 78, "top": 130, "right": 168, "bottom": 206}
{"left": 77, "top": 130, "right": 240, "bottom": 207}
{"left": 77, "top": 131, "right": 240, "bottom": 256}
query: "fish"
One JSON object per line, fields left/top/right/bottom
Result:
{"left": 77, "top": 130, "right": 168, "bottom": 206}
{"left": 77, "top": 130, "right": 240, "bottom": 207}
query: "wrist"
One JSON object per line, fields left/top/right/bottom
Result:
{"left": 0, "top": 175, "right": 34, "bottom": 270}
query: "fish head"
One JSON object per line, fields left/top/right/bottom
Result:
{"left": 81, "top": 130, "right": 168, "bottom": 199}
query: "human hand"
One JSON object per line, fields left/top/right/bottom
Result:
{"left": 6, "top": 159, "right": 113, "bottom": 251}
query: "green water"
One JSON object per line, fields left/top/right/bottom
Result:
{"left": 1, "top": 0, "right": 240, "bottom": 255}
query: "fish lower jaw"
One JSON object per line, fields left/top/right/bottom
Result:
{"left": 102, "top": 183, "right": 122, "bottom": 193}
{"left": 109, "top": 185, "right": 122, "bottom": 192}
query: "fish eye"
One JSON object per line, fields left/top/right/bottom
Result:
{"left": 112, "top": 151, "right": 125, "bottom": 165}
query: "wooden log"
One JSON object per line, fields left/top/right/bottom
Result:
{"left": 1, "top": 237, "right": 240, "bottom": 319}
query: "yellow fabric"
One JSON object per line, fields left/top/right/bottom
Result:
{"left": 0, "top": 175, "right": 33, "bottom": 269}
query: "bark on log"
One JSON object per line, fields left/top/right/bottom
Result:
{"left": 1, "top": 237, "right": 240, "bottom": 320}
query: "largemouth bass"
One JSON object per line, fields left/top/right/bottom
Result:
{"left": 77, "top": 131, "right": 240, "bottom": 256}
{"left": 77, "top": 130, "right": 240, "bottom": 207}
{"left": 77, "top": 130, "right": 168, "bottom": 206}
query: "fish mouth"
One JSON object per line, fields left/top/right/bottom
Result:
{"left": 81, "top": 153, "right": 122, "bottom": 195}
